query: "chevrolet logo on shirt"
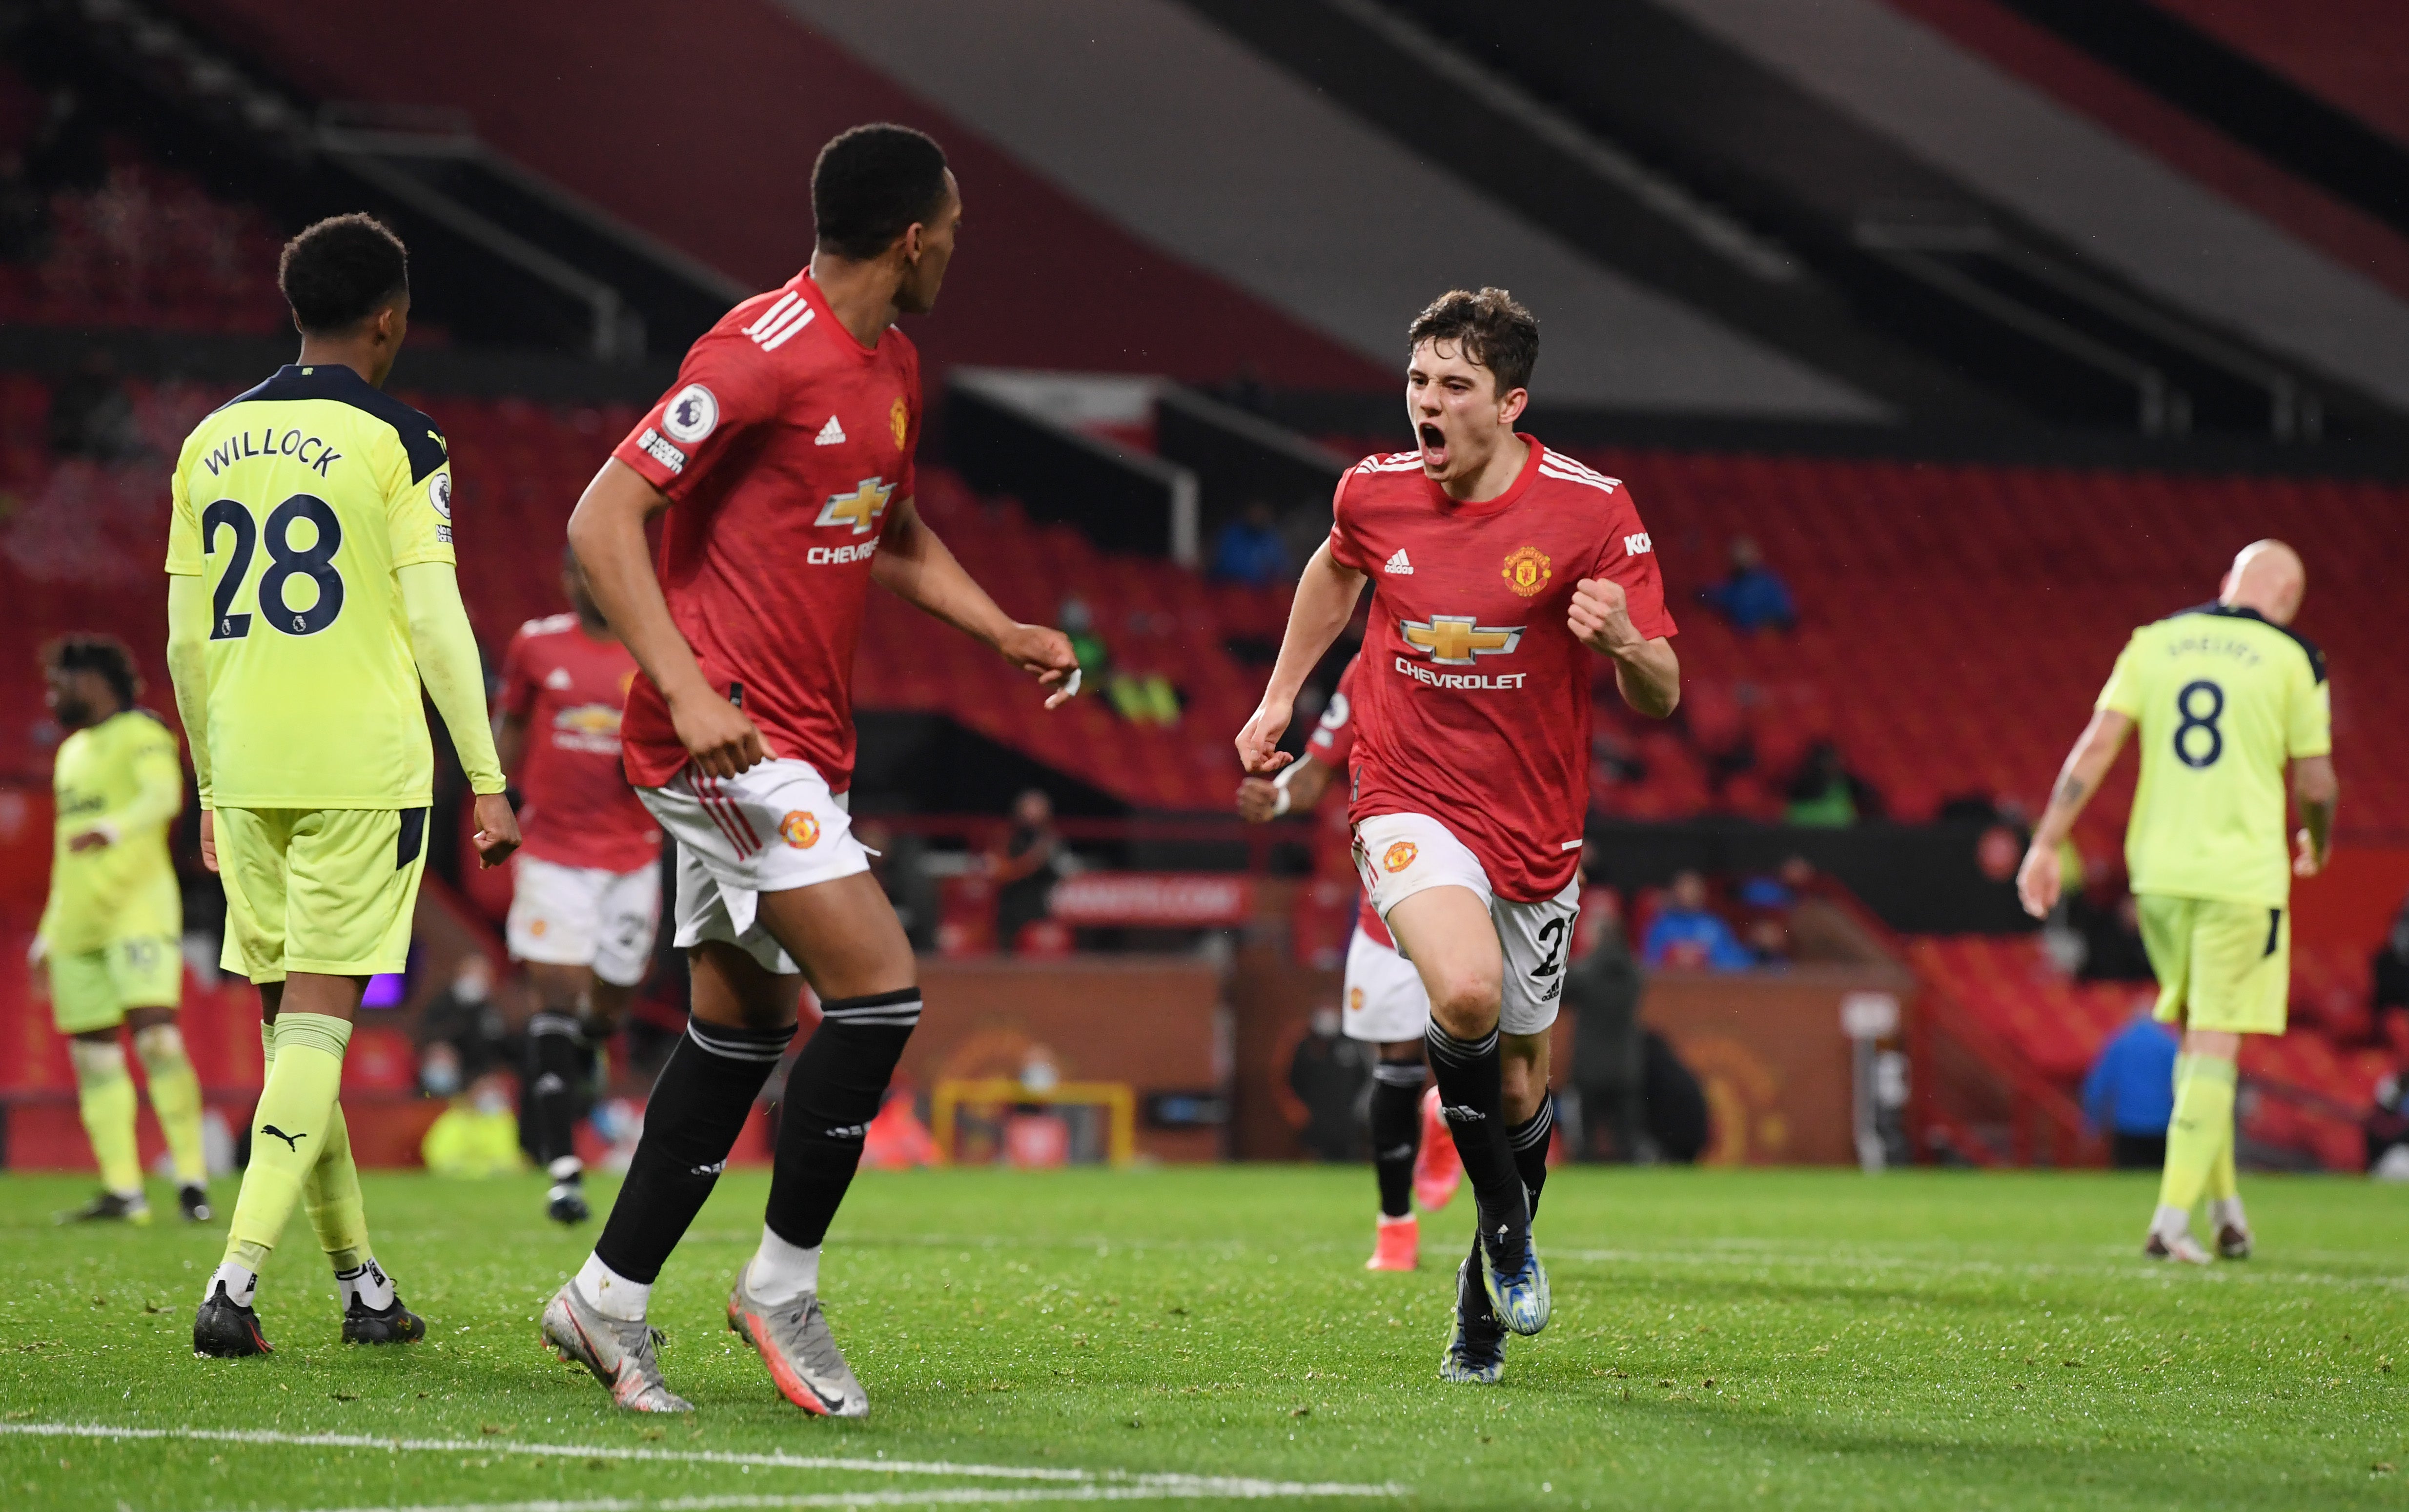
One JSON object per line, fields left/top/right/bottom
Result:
{"left": 816, "top": 477, "right": 895, "bottom": 535}
{"left": 1399, "top": 615, "right": 1523, "bottom": 666}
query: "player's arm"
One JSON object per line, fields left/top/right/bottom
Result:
{"left": 2015, "top": 707, "right": 2134, "bottom": 918}
{"left": 1237, "top": 752, "right": 1334, "bottom": 822}
{"left": 164, "top": 569, "right": 216, "bottom": 871}
{"left": 1237, "top": 542, "right": 1365, "bottom": 775}
{"left": 566, "top": 459, "right": 765, "bottom": 778}
{"left": 396, "top": 561, "right": 520, "bottom": 868}
{"left": 871, "top": 495, "right": 1077, "bottom": 707}
{"left": 1569, "top": 578, "right": 1680, "bottom": 719}
{"left": 2291, "top": 755, "right": 2337, "bottom": 877}
{"left": 495, "top": 710, "right": 529, "bottom": 779}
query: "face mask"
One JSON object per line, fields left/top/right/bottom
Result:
{"left": 422, "top": 1060, "right": 461, "bottom": 1098}
{"left": 472, "top": 1087, "right": 511, "bottom": 1118}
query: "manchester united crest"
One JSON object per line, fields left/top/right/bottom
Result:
{"left": 1501, "top": 545, "right": 1552, "bottom": 598}
{"left": 1382, "top": 840, "right": 1418, "bottom": 874}
{"left": 779, "top": 810, "right": 822, "bottom": 849}
{"left": 889, "top": 395, "right": 910, "bottom": 451}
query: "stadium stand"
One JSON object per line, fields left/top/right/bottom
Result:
{"left": 2147, "top": 0, "right": 2409, "bottom": 148}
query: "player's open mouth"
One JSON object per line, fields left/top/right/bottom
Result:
{"left": 1418, "top": 423, "right": 1447, "bottom": 467}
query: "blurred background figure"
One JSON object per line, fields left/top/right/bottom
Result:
{"left": 1643, "top": 869, "right": 1753, "bottom": 971}
{"left": 415, "top": 954, "right": 510, "bottom": 1093}
{"left": 2081, "top": 1005, "right": 2179, "bottom": 1169}
{"left": 421, "top": 1069, "right": 527, "bottom": 1178}
{"left": 1699, "top": 535, "right": 1795, "bottom": 634}
{"left": 990, "top": 788, "right": 1069, "bottom": 952}
{"left": 856, "top": 819, "right": 938, "bottom": 954}
{"left": 46, "top": 347, "right": 141, "bottom": 461}
{"left": 2372, "top": 896, "right": 2409, "bottom": 1065}
{"left": 1287, "top": 1005, "right": 1370, "bottom": 1163}
{"left": 1785, "top": 741, "right": 1883, "bottom": 827}
{"left": 1208, "top": 499, "right": 1290, "bottom": 588}
{"left": 1565, "top": 888, "right": 1651, "bottom": 1162}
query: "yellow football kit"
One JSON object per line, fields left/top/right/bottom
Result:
{"left": 164, "top": 363, "right": 498, "bottom": 980}
{"left": 41, "top": 709, "right": 184, "bottom": 1033}
{"left": 2097, "top": 603, "right": 2331, "bottom": 1034}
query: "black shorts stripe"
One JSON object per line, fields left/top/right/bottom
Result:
{"left": 396, "top": 807, "right": 428, "bottom": 869}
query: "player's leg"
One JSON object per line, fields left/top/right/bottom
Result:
{"left": 544, "top": 860, "right": 662, "bottom": 1223}
{"left": 1347, "top": 924, "right": 1429, "bottom": 1269}
{"left": 2138, "top": 893, "right": 2278, "bottom": 1262}
{"left": 732, "top": 870, "right": 916, "bottom": 1418}
{"left": 53, "top": 948, "right": 145, "bottom": 1222}
{"left": 120, "top": 931, "right": 208, "bottom": 1219}
{"left": 509, "top": 856, "right": 606, "bottom": 1220}
{"left": 2195, "top": 900, "right": 2284, "bottom": 1259}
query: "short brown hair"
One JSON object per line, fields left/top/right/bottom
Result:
{"left": 1407, "top": 287, "right": 1539, "bottom": 395}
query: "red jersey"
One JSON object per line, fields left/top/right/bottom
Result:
{"left": 611, "top": 268, "right": 921, "bottom": 791}
{"left": 498, "top": 614, "right": 662, "bottom": 873}
{"left": 1327, "top": 438, "right": 1675, "bottom": 901}
{"left": 1304, "top": 656, "right": 1395, "bottom": 949}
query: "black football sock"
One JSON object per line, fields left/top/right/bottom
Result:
{"left": 1369, "top": 1061, "right": 1427, "bottom": 1219}
{"left": 1507, "top": 1100, "right": 1554, "bottom": 1223}
{"left": 525, "top": 1011, "right": 587, "bottom": 1176}
{"left": 592, "top": 1016, "right": 795, "bottom": 1284}
{"left": 762, "top": 989, "right": 921, "bottom": 1249}
{"left": 1424, "top": 1021, "right": 1529, "bottom": 1270}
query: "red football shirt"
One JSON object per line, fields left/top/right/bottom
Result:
{"left": 1327, "top": 437, "right": 1676, "bottom": 901}
{"left": 1304, "top": 655, "right": 1395, "bottom": 949}
{"left": 497, "top": 614, "right": 661, "bottom": 873}
{"left": 611, "top": 268, "right": 921, "bottom": 791}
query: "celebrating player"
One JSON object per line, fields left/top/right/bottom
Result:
{"left": 166, "top": 213, "right": 521, "bottom": 1357}
{"left": 1236, "top": 287, "right": 1679, "bottom": 1384}
{"left": 541, "top": 123, "right": 1077, "bottom": 1417}
{"left": 1235, "top": 652, "right": 1459, "bottom": 1270}
{"left": 2017, "top": 540, "right": 2335, "bottom": 1263}
{"left": 495, "top": 550, "right": 663, "bottom": 1225}
{"left": 34, "top": 635, "right": 211, "bottom": 1226}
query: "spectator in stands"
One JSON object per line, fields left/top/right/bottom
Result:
{"left": 2366, "top": 1075, "right": 2409, "bottom": 1179}
{"left": 1699, "top": 535, "right": 1797, "bottom": 634}
{"left": 1288, "top": 1005, "right": 1370, "bottom": 1162}
{"left": 1208, "top": 499, "right": 1290, "bottom": 588}
{"left": 1567, "top": 888, "right": 1650, "bottom": 1162}
{"left": 1643, "top": 869, "right": 1754, "bottom": 971}
{"left": 1785, "top": 740, "right": 1883, "bottom": 827}
{"left": 421, "top": 1070, "right": 527, "bottom": 1178}
{"left": 415, "top": 953, "right": 510, "bottom": 1089}
{"left": 2081, "top": 1008, "right": 2179, "bottom": 1168}
{"left": 47, "top": 347, "right": 143, "bottom": 461}
{"left": 2075, "top": 889, "right": 2155, "bottom": 983}
{"left": 2373, "top": 897, "right": 2409, "bottom": 1065}
{"left": 1059, "top": 595, "right": 1109, "bottom": 678}
{"left": 991, "top": 788, "right": 1069, "bottom": 952}
{"left": 856, "top": 819, "right": 938, "bottom": 954}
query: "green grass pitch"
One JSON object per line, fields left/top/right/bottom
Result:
{"left": 1, "top": 1165, "right": 2404, "bottom": 1510}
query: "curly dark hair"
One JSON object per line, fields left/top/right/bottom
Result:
{"left": 812, "top": 123, "right": 951, "bottom": 261}
{"left": 44, "top": 633, "right": 138, "bottom": 709}
{"left": 1407, "top": 286, "right": 1540, "bottom": 395}
{"left": 279, "top": 213, "right": 409, "bottom": 333}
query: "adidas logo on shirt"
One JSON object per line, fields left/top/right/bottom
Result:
{"left": 544, "top": 667, "right": 572, "bottom": 691}
{"left": 815, "top": 415, "right": 846, "bottom": 446}
{"left": 1384, "top": 549, "right": 1413, "bottom": 575}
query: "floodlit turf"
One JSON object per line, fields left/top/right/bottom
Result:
{"left": 1, "top": 1165, "right": 2405, "bottom": 1511}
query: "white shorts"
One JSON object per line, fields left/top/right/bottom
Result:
{"left": 1342, "top": 924, "right": 1430, "bottom": 1043}
{"left": 1352, "top": 811, "right": 1579, "bottom": 1037}
{"left": 507, "top": 854, "right": 663, "bottom": 987}
{"left": 637, "top": 759, "right": 870, "bottom": 976}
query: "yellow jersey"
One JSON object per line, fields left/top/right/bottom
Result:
{"left": 39, "top": 709, "right": 184, "bottom": 953}
{"left": 164, "top": 364, "right": 455, "bottom": 809}
{"left": 2097, "top": 603, "right": 2331, "bottom": 909}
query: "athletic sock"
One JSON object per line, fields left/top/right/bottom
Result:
{"left": 69, "top": 1039, "right": 143, "bottom": 1198}
{"left": 1507, "top": 1099, "right": 1554, "bottom": 1223}
{"left": 336, "top": 1256, "right": 397, "bottom": 1311}
{"left": 265, "top": 1015, "right": 374, "bottom": 1271}
{"left": 2154, "top": 1053, "right": 2238, "bottom": 1226}
{"left": 133, "top": 1023, "right": 208, "bottom": 1186}
{"left": 762, "top": 989, "right": 921, "bottom": 1250}
{"left": 1424, "top": 1021, "right": 1528, "bottom": 1271}
{"left": 524, "top": 1010, "right": 587, "bottom": 1172}
{"left": 576, "top": 1252, "right": 651, "bottom": 1322}
{"left": 225, "top": 1012, "right": 350, "bottom": 1273}
{"left": 591, "top": 1015, "right": 796, "bottom": 1286}
{"left": 1369, "top": 1061, "right": 1427, "bottom": 1219}
{"left": 747, "top": 1224, "right": 823, "bottom": 1306}
{"left": 205, "top": 1260, "right": 258, "bottom": 1307}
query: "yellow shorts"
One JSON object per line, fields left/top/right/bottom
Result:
{"left": 217, "top": 805, "right": 429, "bottom": 982}
{"left": 49, "top": 936, "right": 183, "bottom": 1034}
{"left": 2138, "top": 892, "right": 2289, "bottom": 1037}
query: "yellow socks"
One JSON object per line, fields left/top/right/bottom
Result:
{"left": 224, "top": 1012, "right": 350, "bottom": 1274}
{"left": 69, "top": 1038, "right": 144, "bottom": 1201}
{"left": 256, "top": 1015, "right": 373, "bottom": 1270}
{"left": 134, "top": 1022, "right": 208, "bottom": 1187}
{"left": 2154, "top": 1053, "right": 2237, "bottom": 1231}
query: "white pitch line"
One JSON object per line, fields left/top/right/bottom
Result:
{"left": 293, "top": 1488, "right": 1359, "bottom": 1512}
{"left": 0, "top": 1424, "right": 1403, "bottom": 1502}
{"left": 1550, "top": 1245, "right": 2409, "bottom": 1291}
